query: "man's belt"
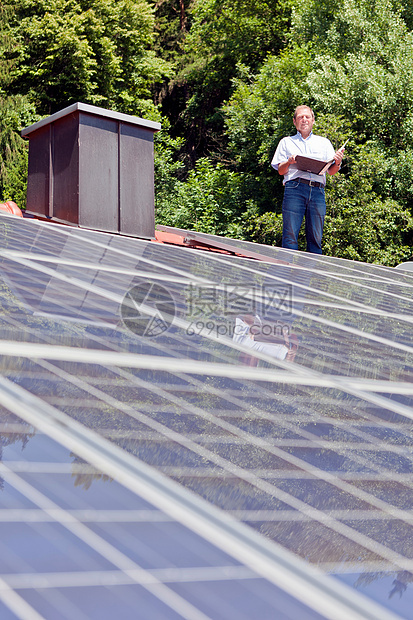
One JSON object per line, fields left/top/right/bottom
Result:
{"left": 297, "top": 177, "right": 323, "bottom": 188}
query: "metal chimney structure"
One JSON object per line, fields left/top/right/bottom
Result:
{"left": 22, "top": 102, "right": 161, "bottom": 238}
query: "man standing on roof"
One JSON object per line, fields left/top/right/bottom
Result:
{"left": 271, "top": 105, "right": 344, "bottom": 254}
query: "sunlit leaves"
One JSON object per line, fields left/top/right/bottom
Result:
{"left": 5, "top": 0, "right": 172, "bottom": 115}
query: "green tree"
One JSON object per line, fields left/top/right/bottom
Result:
{"left": 4, "top": 0, "right": 172, "bottom": 116}
{"left": 0, "top": 3, "right": 38, "bottom": 207}
{"left": 155, "top": 156, "right": 250, "bottom": 237}
{"left": 0, "top": 96, "right": 37, "bottom": 207}
{"left": 322, "top": 142, "right": 413, "bottom": 264}
{"left": 160, "top": 0, "right": 293, "bottom": 164}
{"left": 151, "top": 0, "right": 193, "bottom": 63}
{"left": 186, "top": 0, "right": 291, "bottom": 72}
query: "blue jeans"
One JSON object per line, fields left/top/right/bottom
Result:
{"left": 282, "top": 180, "right": 326, "bottom": 254}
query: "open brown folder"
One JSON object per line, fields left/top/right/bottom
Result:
{"left": 294, "top": 155, "right": 335, "bottom": 175}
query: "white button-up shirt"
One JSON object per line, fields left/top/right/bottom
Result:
{"left": 271, "top": 131, "right": 335, "bottom": 186}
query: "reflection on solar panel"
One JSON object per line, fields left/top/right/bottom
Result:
{"left": 0, "top": 212, "right": 412, "bottom": 619}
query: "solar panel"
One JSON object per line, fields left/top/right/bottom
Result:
{"left": 0, "top": 213, "right": 412, "bottom": 619}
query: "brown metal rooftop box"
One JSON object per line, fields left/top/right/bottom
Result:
{"left": 21, "top": 102, "right": 161, "bottom": 238}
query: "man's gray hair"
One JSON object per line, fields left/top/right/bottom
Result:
{"left": 293, "top": 105, "right": 315, "bottom": 120}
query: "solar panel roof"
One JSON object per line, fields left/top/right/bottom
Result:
{"left": 0, "top": 212, "right": 412, "bottom": 619}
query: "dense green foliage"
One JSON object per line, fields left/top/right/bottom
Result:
{"left": 1, "top": 0, "right": 413, "bottom": 264}
{"left": 5, "top": 0, "right": 171, "bottom": 116}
